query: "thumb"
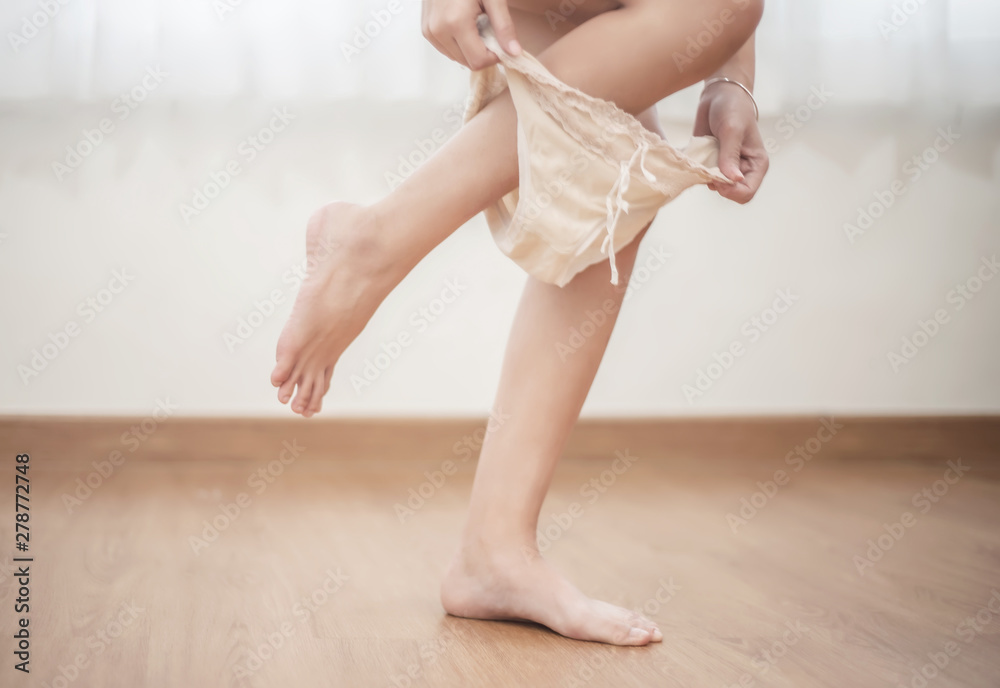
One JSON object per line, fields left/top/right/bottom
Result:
{"left": 484, "top": 0, "right": 521, "bottom": 55}
{"left": 717, "top": 130, "right": 745, "bottom": 184}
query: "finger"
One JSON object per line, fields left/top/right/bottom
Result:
{"left": 739, "top": 154, "right": 769, "bottom": 200}
{"left": 434, "top": 33, "right": 467, "bottom": 67}
{"left": 423, "top": 31, "right": 450, "bottom": 61}
{"left": 717, "top": 181, "right": 752, "bottom": 204}
{"left": 717, "top": 126, "right": 746, "bottom": 184}
{"left": 483, "top": 0, "right": 521, "bottom": 55}
{"left": 715, "top": 155, "right": 766, "bottom": 204}
{"left": 453, "top": 30, "right": 497, "bottom": 71}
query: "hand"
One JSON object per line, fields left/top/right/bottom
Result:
{"left": 694, "top": 81, "right": 769, "bottom": 204}
{"left": 422, "top": 0, "right": 521, "bottom": 70}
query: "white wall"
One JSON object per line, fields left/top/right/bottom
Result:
{"left": 1, "top": 96, "right": 998, "bottom": 417}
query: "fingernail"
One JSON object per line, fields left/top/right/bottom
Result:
{"left": 651, "top": 627, "right": 663, "bottom": 642}
{"left": 628, "top": 627, "right": 650, "bottom": 642}
{"left": 509, "top": 40, "right": 521, "bottom": 55}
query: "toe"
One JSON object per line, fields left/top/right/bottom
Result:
{"left": 305, "top": 375, "right": 325, "bottom": 417}
{"left": 630, "top": 613, "right": 660, "bottom": 641}
{"left": 277, "top": 377, "right": 296, "bottom": 404}
{"left": 292, "top": 374, "right": 314, "bottom": 414}
{"left": 271, "top": 356, "right": 294, "bottom": 388}
{"left": 624, "top": 627, "right": 652, "bottom": 646}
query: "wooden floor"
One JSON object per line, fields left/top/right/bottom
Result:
{"left": 1, "top": 418, "right": 998, "bottom": 687}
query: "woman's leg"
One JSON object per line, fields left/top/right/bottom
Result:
{"left": 271, "top": 0, "right": 763, "bottom": 415}
{"left": 442, "top": 221, "right": 659, "bottom": 645}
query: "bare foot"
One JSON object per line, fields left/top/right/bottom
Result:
{"left": 270, "top": 201, "right": 398, "bottom": 417}
{"left": 441, "top": 542, "right": 663, "bottom": 646}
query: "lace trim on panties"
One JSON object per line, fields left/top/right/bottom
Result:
{"left": 476, "top": 16, "right": 721, "bottom": 190}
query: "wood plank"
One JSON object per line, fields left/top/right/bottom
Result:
{"left": 0, "top": 418, "right": 997, "bottom": 686}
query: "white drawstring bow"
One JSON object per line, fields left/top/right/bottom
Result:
{"left": 601, "top": 141, "right": 657, "bottom": 284}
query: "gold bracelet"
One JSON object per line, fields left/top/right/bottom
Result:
{"left": 703, "top": 77, "right": 759, "bottom": 121}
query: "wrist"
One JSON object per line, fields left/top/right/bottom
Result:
{"left": 701, "top": 77, "right": 758, "bottom": 121}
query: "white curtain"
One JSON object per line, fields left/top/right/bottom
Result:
{"left": 1, "top": 0, "right": 998, "bottom": 111}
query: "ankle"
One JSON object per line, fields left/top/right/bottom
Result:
{"left": 455, "top": 528, "right": 540, "bottom": 569}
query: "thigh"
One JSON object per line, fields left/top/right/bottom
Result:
{"left": 509, "top": 0, "right": 623, "bottom": 29}
{"left": 509, "top": 6, "right": 664, "bottom": 136}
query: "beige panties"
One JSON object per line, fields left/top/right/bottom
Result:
{"left": 464, "top": 16, "right": 729, "bottom": 287}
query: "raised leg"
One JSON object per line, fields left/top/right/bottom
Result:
{"left": 270, "top": 0, "right": 762, "bottom": 416}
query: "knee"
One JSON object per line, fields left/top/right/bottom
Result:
{"left": 648, "top": 0, "right": 763, "bottom": 47}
